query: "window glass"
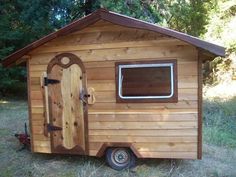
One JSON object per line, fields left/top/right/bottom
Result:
{"left": 121, "top": 66, "right": 172, "bottom": 97}
{"left": 116, "top": 61, "right": 177, "bottom": 102}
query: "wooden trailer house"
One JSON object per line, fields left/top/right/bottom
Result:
{"left": 2, "top": 9, "right": 225, "bottom": 170}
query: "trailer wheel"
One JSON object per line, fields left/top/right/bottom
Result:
{"left": 106, "top": 148, "right": 135, "bottom": 170}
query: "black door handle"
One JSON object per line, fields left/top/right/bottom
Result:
{"left": 84, "top": 94, "right": 90, "bottom": 98}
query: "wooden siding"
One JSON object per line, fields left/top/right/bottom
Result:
{"left": 28, "top": 20, "right": 198, "bottom": 159}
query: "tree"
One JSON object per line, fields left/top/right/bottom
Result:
{"left": 203, "top": 0, "right": 236, "bottom": 85}
{"left": 0, "top": 0, "right": 215, "bottom": 97}
{"left": 0, "top": 0, "right": 56, "bottom": 97}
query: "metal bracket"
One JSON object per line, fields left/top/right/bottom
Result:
{"left": 44, "top": 77, "right": 60, "bottom": 86}
{"left": 47, "top": 124, "right": 62, "bottom": 132}
{"left": 84, "top": 94, "right": 90, "bottom": 98}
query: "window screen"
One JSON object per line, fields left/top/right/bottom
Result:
{"left": 116, "top": 61, "right": 177, "bottom": 102}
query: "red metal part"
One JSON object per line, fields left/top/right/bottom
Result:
{"left": 15, "top": 133, "right": 30, "bottom": 147}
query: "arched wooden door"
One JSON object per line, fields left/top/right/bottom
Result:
{"left": 46, "top": 53, "right": 87, "bottom": 155}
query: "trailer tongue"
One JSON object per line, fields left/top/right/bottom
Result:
{"left": 15, "top": 123, "right": 30, "bottom": 151}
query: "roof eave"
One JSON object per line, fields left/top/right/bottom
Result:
{"left": 1, "top": 8, "right": 225, "bottom": 67}
{"left": 100, "top": 10, "right": 226, "bottom": 58}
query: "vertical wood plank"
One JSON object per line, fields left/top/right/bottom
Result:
{"left": 48, "top": 65, "right": 63, "bottom": 149}
{"left": 27, "top": 60, "right": 35, "bottom": 152}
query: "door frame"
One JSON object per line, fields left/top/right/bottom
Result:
{"left": 47, "top": 53, "right": 89, "bottom": 155}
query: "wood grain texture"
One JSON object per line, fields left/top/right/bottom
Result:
{"left": 29, "top": 46, "right": 196, "bottom": 65}
{"left": 89, "top": 142, "right": 197, "bottom": 152}
{"left": 28, "top": 20, "right": 199, "bottom": 159}
{"left": 27, "top": 60, "right": 35, "bottom": 152}
{"left": 48, "top": 58, "right": 86, "bottom": 154}
{"left": 88, "top": 113, "right": 198, "bottom": 122}
{"left": 30, "top": 60, "right": 197, "bottom": 70}
{"left": 89, "top": 136, "right": 197, "bottom": 143}
{"left": 48, "top": 64, "right": 64, "bottom": 151}
{"left": 139, "top": 151, "right": 197, "bottom": 159}
{"left": 89, "top": 121, "right": 197, "bottom": 130}
{"left": 88, "top": 150, "right": 197, "bottom": 159}
{"left": 89, "top": 129, "right": 197, "bottom": 136}
{"left": 33, "top": 146, "right": 51, "bottom": 153}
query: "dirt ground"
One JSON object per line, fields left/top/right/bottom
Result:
{"left": 0, "top": 100, "right": 236, "bottom": 177}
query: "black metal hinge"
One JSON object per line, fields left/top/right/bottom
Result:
{"left": 47, "top": 124, "right": 62, "bottom": 132}
{"left": 44, "top": 77, "right": 60, "bottom": 86}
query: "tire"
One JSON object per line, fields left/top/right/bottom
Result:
{"left": 105, "top": 147, "right": 136, "bottom": 170}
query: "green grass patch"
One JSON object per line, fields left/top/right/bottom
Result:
{"left": 203, "top": 97, "right": 236, "bottom": 148}
{"left": 1, "top": 167, "right": 14, "bottom": 177}
{"left": 0, "top": 128, "right": 9, "bottom": 136}
{"left": 204, "top": 126, "right": 236, "bottom": 148}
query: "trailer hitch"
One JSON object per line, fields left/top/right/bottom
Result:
{"left": 15, "top": 123, "right": 31, "bottom": 151}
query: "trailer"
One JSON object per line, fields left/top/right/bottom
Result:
{"left": 2, "top": 9, "right": 225, "bottom": 170}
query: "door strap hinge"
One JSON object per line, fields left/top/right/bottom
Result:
{"left": 44, "top": 77, "right": 60, "bottom": 86}
{"left": 47, "top": 124, "right": 62, "bottom": 132}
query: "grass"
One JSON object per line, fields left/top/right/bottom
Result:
{"left": 203, "top": 97, "right": 236, "bottom": 148}
{"left": 0, "top": 99, "right": 236, "bottom": 177}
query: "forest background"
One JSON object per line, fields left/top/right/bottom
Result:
{"left": 0, "top": 0, "right": 235, "bottom": 97}
{"left": 1, "top": 1, "right": 236, "bottom": 176}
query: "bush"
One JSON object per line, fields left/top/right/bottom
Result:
{"left": 0, "top": 66, "right": 27, "bottom": 99}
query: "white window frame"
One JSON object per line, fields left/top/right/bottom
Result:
{"left": 118, "top": 63, "right": 174, "bottom": 99}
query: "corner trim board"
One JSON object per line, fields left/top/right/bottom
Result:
{"left": 197, "top": 51, "right": 203, "bottom": 159}
{"left": 27, "top": 59, "right": 34, "bottom": 152}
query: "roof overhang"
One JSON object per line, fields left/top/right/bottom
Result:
{"left": 1, "top": 8, "right": 225, "bottom": 67}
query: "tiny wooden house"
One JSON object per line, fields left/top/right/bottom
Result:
{"left": 2, "top": 9, "right": 225, "bottom": 170}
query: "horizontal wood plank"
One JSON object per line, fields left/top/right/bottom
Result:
{"left": 88, "top": 113, "right": 197, "bottom": 122}
{"left": 32, "top": 113, "right": 44, "bottom": 120}
{"left": 89, "top": 142, "right": 197, "bottom": 152}
{"left": 31, "top": 99, "right": 44, "bottom": 107}
{"left": 89, "top": 135, "right": 197, "bottom": 143}
{"left": 89, "top": 121, "right": 197, "bottom": 130}
{"left": 89, "top": 150, "right": 197, "bottom": 158}
{"left": 33, "top": 146, "right": 51, "bottom": 153}
{"left": 34, "top": 140, "right": 50, "bottom": 147}
{"left": 89, "top": 129, "right": 197, "bottom": 136}
{"left": 29, "top": 45, "right": 197, "bottom": 65}
{"left": 134, "top": 142, "right": 197, "bottom": 152}
{"left": 30, "top": 87, "right": 198, "bottom": 102}
{"left": 29, "top": 61, "right": 197, "bottom": 78}
{"left": 31, "top": 39, "right": 188, "bottom": 54}
{"left": 33, "top": 134, "right": 50, "bottom": 141}
{"left": 32, "top": 125, "right": 44, "bottom": 134}
{"left": 32, "top": 119, "right": 44, "bottom": 126}
{"left": 30, "top": 106, "right": 198, "bottom": 114}
{"left": 31, "top": 30, "right": 174, "bottom": 53}
{"left": 31, "top": 100, "right": 198, "bottom": 109}
{"left": 88, "top": 109, "right": 197, "bottom": 114}
{"left": 29, "top": 60, "right": 197, "bottom": 71}
{"left": 32, "top": 107, "right": 44, "bottom": 114}
{"left": 139, "top": 151, "right": 197, "bottom": 159}
{"left": 30, "top": 91, "right": 43, "bottom": 100}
